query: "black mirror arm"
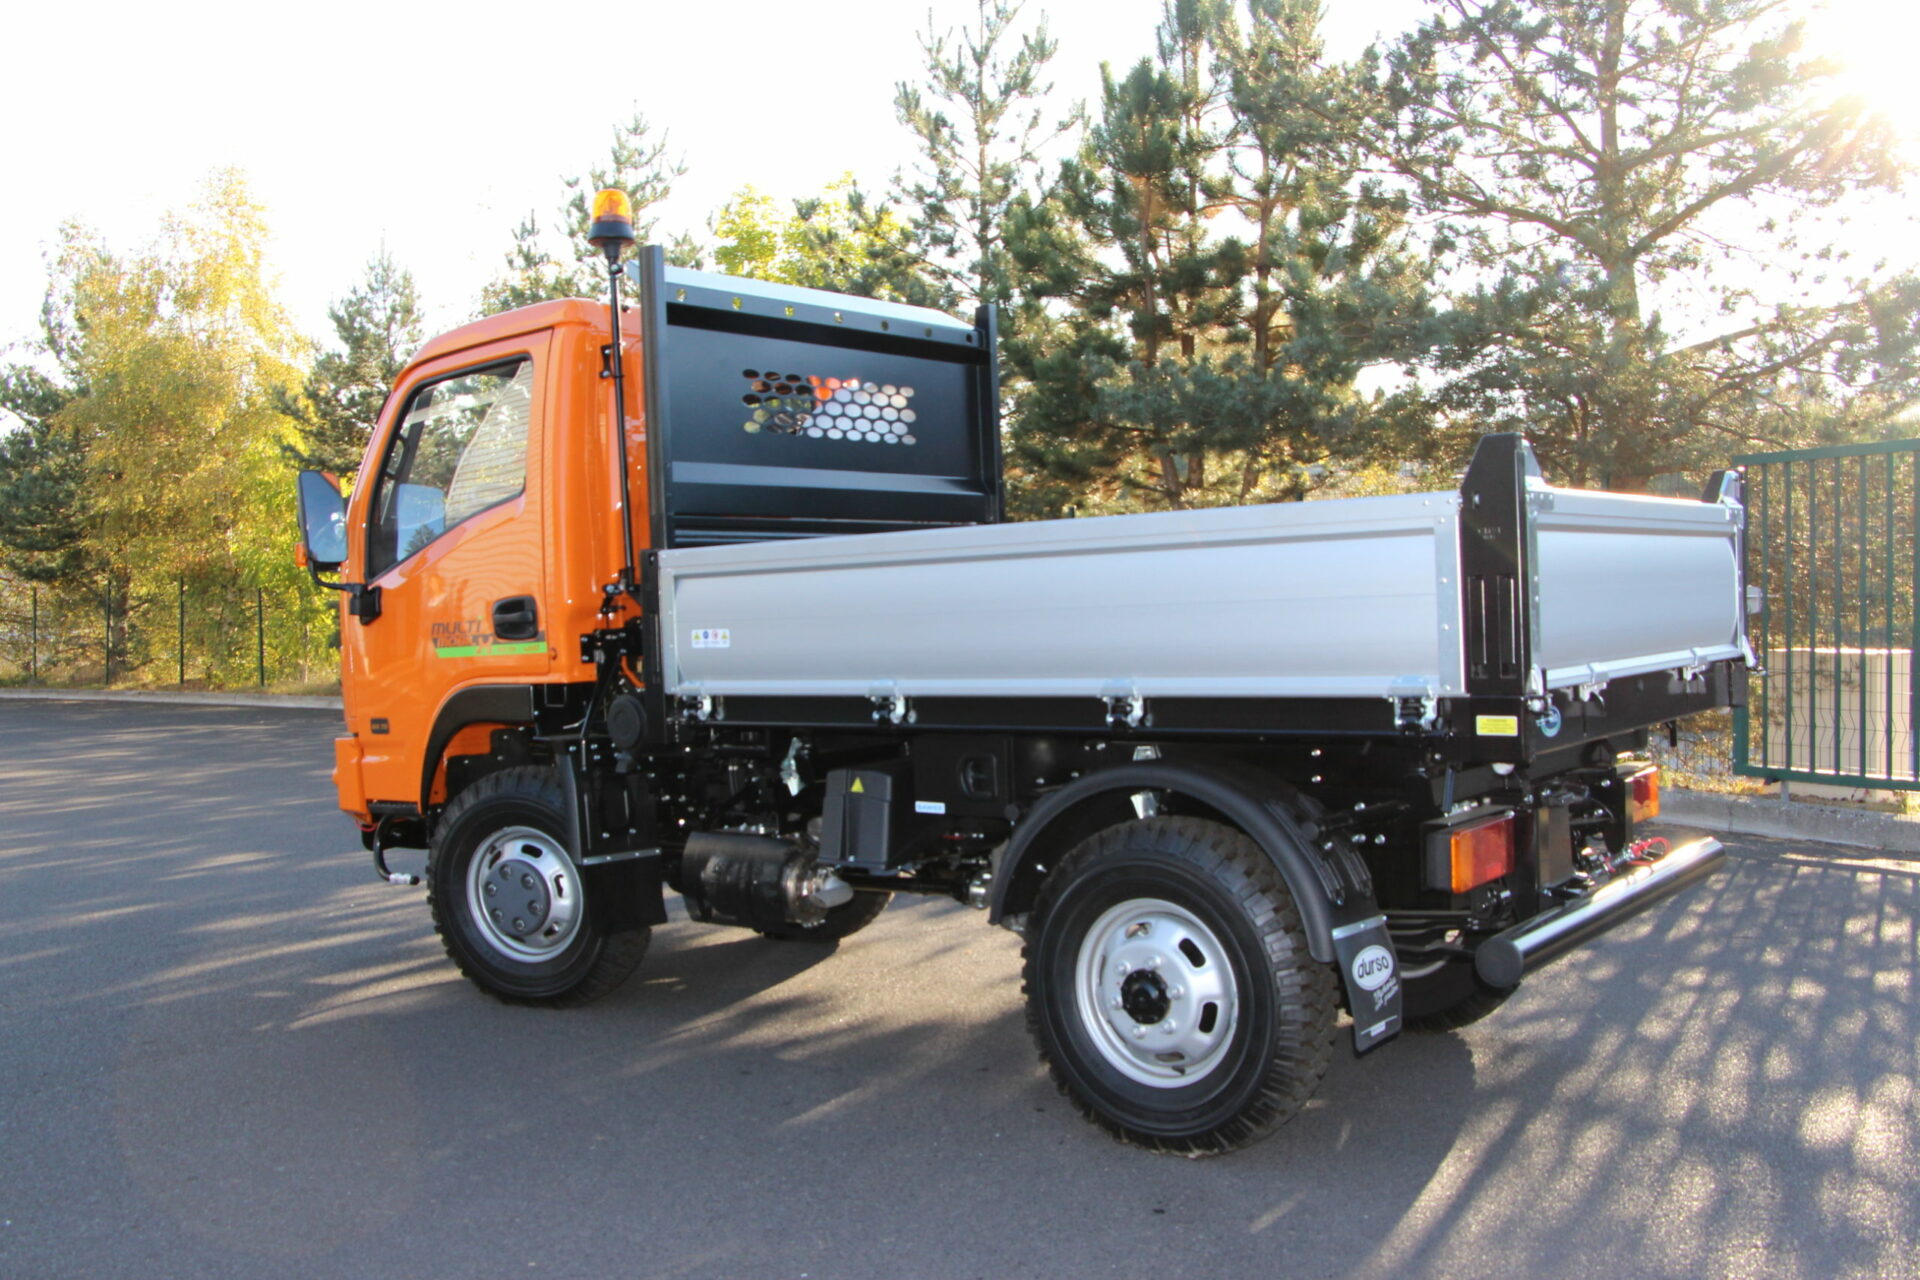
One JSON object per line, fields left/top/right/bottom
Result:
{"left": 307, "top": 561, "right": 352, "bottom": 593}
{"left": 307, "top": 562, "right": 381, "bottom": 622}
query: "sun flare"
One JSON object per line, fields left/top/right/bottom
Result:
{"left": 1808, "top": 0, "right": 1920, "bottom": 143}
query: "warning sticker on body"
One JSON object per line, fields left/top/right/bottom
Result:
{"left": 690, "top": 628, "right": 731, "bottom": 650}
{"left": 1476, "top": 714, "right": 1520, "bottom": 737}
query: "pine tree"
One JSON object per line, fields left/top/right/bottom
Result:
{"left": 0, "top": 239, "right": 96, "bottom": 589}
{"left": 278, "top": 250, "right": 424, "bottom": 480}
{"left": 1004, "top": 0, "right": 1435, "bottom": 513}
{"left": 1373, "top": 0, "right": 1919, "bottom": 488}
{"left": 1209, "top": 0, "right": 1435, "bottom": 491}
{"left": 894, "top": 0, "right": 1080, "bottom": 308}
{"left": 480, "top": 111, "right": 686, "bottom": 313}
{"left": 0, "top": 392, "right": 90, "bottom": 586}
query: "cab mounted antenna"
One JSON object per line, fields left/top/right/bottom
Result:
{"left": 587, "top": 187, "right": 638, "bottom": 605}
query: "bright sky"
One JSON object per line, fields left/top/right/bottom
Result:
{"left": 0, "top": 0, "right": 1906, "bottom": 360}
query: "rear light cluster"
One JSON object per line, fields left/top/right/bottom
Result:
{"left": 1444, "top": 813, "right": 1515, "bottom": 894}
{"left": 1627, "top": 765, "right": 1660, "bottom": 823}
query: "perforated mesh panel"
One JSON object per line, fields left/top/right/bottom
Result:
{"left": 741, "top": 369, "right": 918, "bottom": 446}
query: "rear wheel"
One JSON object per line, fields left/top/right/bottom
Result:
{"left": 428, "top": 767, "right": 648, "bottom": 1006}
{"left": 1024, "top": 817, "right": 1337, "bottom": 1155}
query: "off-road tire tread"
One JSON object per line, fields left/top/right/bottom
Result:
{"left": 1022, "top": 817, "right": 1338, "bottom": 1156}
{"left": 427, "top": 766, "right": 648, "bottom": 1008}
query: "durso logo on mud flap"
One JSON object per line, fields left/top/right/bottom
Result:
{"left": 1351, "top": 944, "right": 1396, "bottom": 991}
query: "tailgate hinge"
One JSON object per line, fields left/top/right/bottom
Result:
{"left": 869, "top": 688, "right": 913, "bottom": 725}
{"left": 1103, "top": 691, "right": 1149, "bottom": 729}
{"left": 1389, "top": 679, "right": 1437, "bottom": 732}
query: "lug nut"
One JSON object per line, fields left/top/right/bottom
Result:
{"left": 1160, "top": 1021, "right": 1176, "bottom": 1034}
{"left": 521, "top": 874, "right": 536, "bottom": 889}
{"left": 1131, "top": 1026, "right": 1147, "bottom": 1039}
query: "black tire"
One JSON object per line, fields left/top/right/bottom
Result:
{"left": 755, "top": 890, "right": 892, "bottom": 942}
{"left": 428, "top": 766, "right": 648, "bottom": 1006}
{"left": 1024, "top": 817, "right": 1338, "bottom": 1155}
{"left": 1401, "top": 956, "right": 1511, "bottom": 1032}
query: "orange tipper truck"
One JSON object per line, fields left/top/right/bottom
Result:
{"left": 295, "top": 190, "right": 1749, "bottom": 1154}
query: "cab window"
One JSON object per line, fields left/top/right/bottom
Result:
{"left": 367, "top": 359, "right": 534, "bottom": 578}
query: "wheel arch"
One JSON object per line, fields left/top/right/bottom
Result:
{"left": 988, "top": 761, "right": 1363, "bottom": 964}
{"left": 419, "top": 683, "right": 538, "bottom": 810}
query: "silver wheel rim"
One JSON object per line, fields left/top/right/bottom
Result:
{"left": 465, "top": 825, "right": 583, "bottom": 962}
{"left": 1073, "top": 897, "right": 1240, "bottom": 1088}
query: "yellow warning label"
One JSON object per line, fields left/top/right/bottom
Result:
{"left": 850, "top": 777, "right": 865, "bottom": 794}
{"left": 1476, "top": 715, "right": 1520, "bottom": 737}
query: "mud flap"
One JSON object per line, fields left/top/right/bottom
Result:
{"left": 1331, "top": 914, "right": 1402, "bottom": 1054}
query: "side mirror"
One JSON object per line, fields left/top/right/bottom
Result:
{"left": 296, "top": 471, "right": 349, "bottom": 571}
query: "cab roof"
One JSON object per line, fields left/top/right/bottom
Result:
{"left": 408, "top": 298, "right": 612, "bottom": 369}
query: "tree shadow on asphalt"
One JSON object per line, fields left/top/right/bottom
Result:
{"left": 5, "top": 705, "right": 1915, "bottom": 1280}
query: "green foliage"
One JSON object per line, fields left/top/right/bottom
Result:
{"left": 7, "top": 171, "right": 336, "bottom": 684}
{"left": 277, "top": 249, "right": 424, "bottom": 481}
{"left": 1373, "top": 0, "right": 1920, "bottom": 488}
{"left": 0, "top": 253, "right": 95, "bottom": 589}
{"left": 1004, "top": 0, "right": 1437, "bottom": 514}
{"left": 480, "top": 111, "right": 687, "bottom": 313}
{"left": 708, "top": 176, "right": 943, "bottom": 305}
{"left": 894, "top": 0, "right": 1080, "bottom": 308}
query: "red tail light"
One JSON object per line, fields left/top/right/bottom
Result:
{"left": 1628, "top": 765, "right": 1660, "bottom": 823}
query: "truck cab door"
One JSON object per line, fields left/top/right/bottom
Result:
{"left": 342, "top": 335, "right": 552, "bottom": 809}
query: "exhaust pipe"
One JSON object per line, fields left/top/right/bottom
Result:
{"left": 1474, "top": 835, "right": 1726, "bottom": 990}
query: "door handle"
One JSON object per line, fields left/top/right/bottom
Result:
{"left": 492, "top": 596, "right": 539, "bottom": 641}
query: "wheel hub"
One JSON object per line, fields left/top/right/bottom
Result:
{"left": 485, "top": 858, "right": 552, "bottom": 938}
{"left": 1120, "top": 970, "right": 1172, "bottom": 1025}
{"left": 465, "top": 827, "right": 582, "bottom": 961}
{"left": 1073, "top": 898, "right": 1240, "bottom": 1088}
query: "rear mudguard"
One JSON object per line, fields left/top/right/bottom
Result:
{"left": 987, "top": 760, "right": 1401, "bottom": 1051}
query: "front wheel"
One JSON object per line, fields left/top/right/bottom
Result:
{"left": 1024, "top": 817, "right": 1337, "bottom": 1155}
{"left": 428, "top": 766, "right": 648, "bottom": 1006}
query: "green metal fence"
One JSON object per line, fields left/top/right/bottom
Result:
{"left": 1734, "top": 438, "right": 1920, "bottom": 790}
{"left": 0, "top": 577, "right": 336, "bottom": 691}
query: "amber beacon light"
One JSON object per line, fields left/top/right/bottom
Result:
{"left": 588, "top": 188, "right": 635, "bottom": 263}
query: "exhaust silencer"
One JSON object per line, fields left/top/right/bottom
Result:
{"left": 680, "top": 832, "right": 852, "bottom": 931}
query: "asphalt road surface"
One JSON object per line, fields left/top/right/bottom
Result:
{"left": 1, "top": 700, "right": 1915, "bottom": 1280}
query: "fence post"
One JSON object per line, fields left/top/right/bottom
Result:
{"left": 103, "top": 581, "right": 111, "bottom": 687}
{"left": 178, "top": 577, "right": 186, "bottom": 687}
{"left": 1909, "top": 452, "right": 1918, "bottom": 776}
{"left": 257, "top": 587, "right": 266, "bottom": 688}
{"left": 29, "top": 584, "right": 37, "bottom": 686}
